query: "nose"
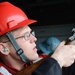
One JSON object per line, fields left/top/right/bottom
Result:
{"left": 30, "top": 34, "right": 37, "bottom": 42}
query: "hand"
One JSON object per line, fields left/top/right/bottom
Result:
{"left": 51, "top": 41, "right": 75, "bottom": 67}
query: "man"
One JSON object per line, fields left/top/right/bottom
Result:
{"left": 0, "top": 1, "right": 75, "bottom": 75}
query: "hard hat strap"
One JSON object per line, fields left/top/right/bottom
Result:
{"left": 6, "top": 31, "right": 30, "bottom": 63}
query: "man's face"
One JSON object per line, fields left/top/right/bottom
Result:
{"left": 10, "top": 26, "right": 39, "bottom": 61}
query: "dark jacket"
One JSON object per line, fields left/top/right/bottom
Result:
{"left": 32, "top": 58, "right": 62, "bottom": 75}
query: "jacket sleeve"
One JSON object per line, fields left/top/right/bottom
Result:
{"left": 62, "top": 62, "right": 75, "bottom": 75}
{"left": 32, "top": 58, "right": 62, "bottom": 75}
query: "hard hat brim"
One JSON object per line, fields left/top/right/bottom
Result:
{"left": 16, "top": 19, "right": 37, "bottom": 29}
{"left": 1, "top": 19, "right": 37, "bottom": 35}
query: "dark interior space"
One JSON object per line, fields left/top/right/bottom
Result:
{"left": 0, "top": 0, "right": 75, "bottom": 26}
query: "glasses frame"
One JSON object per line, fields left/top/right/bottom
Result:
{"left": 3, "top": 31, "right": 35, "bottom": 43}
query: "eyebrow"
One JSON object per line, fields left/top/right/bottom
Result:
{"left": 23, "top": 30, "right": 32, "bottom": 35}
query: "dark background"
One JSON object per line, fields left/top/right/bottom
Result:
{"left": 0, "top": 0, "right": 75, "bottom": 26}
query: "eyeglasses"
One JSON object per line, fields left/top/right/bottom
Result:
{"left": 16, "top": 31, "right": 35, "bottom": 40}
{"left": 3, "top": 31, "right": 35, "bottom": 43}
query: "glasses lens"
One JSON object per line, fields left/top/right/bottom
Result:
{"left": 31, "top": 31, "right": 35, "bottom": 36}
{"left": 24, "top": 31, "right": 35, "bottom": 40}
{"left": 24, "top": 32, "right": 30, "bottom": 40}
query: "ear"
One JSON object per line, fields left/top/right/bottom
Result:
{"left": 0, "top": 43, "right": 10, "bottom": 55}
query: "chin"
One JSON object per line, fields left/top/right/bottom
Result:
{"left": 32, "top": 54, "right": 39, "bottom": 61}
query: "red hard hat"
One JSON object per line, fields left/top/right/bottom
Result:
{"left": 0, "top": 2, "right": 37, "bottom": 36}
